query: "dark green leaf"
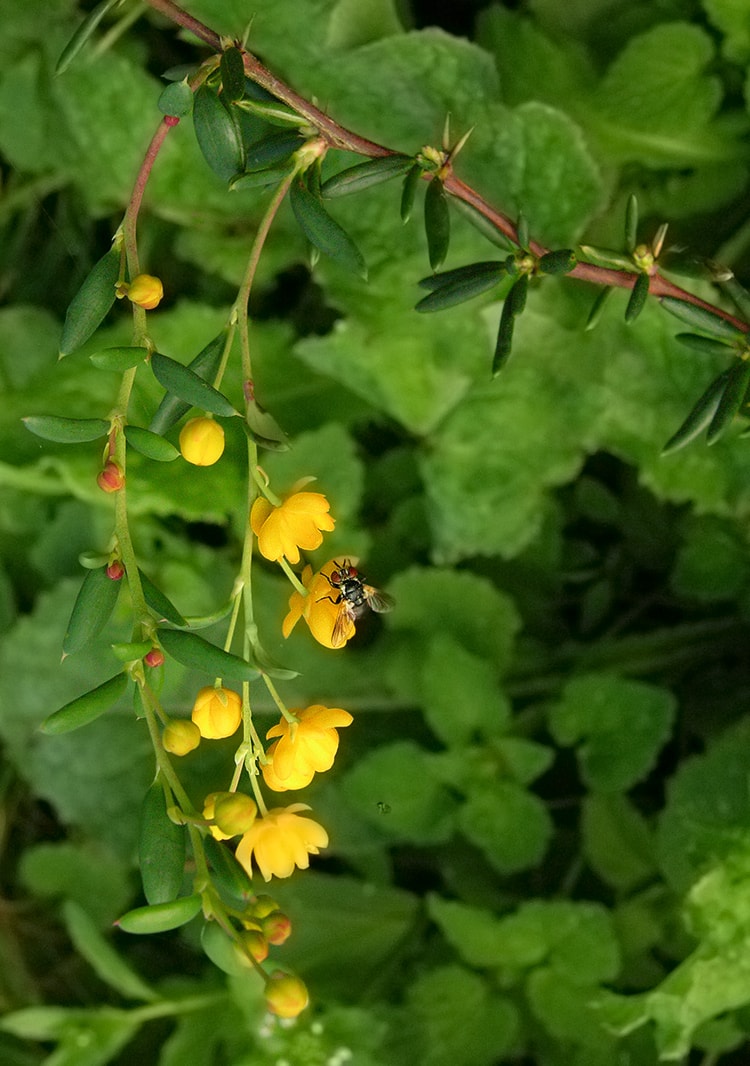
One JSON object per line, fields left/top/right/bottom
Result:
{"left": 452, "top": 198, "right": 515, "bottom": 250}
{"left": 661, "top": 370, "right": 732, "bottom": 454}
{"left": 157, "top": 628, "right": 260, "bottom": 682}
{"left": 243, "top": 398, "right": 289, "bottom": 451}
{"left": 400, "top": 163, "right": 422, "bottom": 223}
{"left": 140, "top": 781, "right": 186, "bottom": 905}
{"left": 23, "top": 415, "right": 109, "bottom": 443}
{"left": 89, "top": 346, "right": 148, "bottom": 371}
{"left": 203, "top": 836, "right": 254, "bottom": 907}
{"left": 192, "top": 84, "right": 243, "bottom": 182}
{"left": 675, "top": 333, "right": 735, "bottom": 357}
{"left": 41, "top": 673, "right": 127, "bottom": 734}
{"left": 124, "top": 425, "right": 180, "bottom": 462}
{"left": 538, "top": 249, "right": 577, "bottom": 275}
{"left": 116, "top": 894, "right": 202, "bottom": 934}
{"left": 424, "top": 176, "right": 450, "bottom": 271}
{"left": 625, "top": 271, "right": 650, "bottom": 324}
{"left": 63, "top": 567, "right": 121, "bottom": 655}
{"left": 492, "top": 276, "right": 528, "bottom": 376}
{"left": 220, "top": 46, "right": 246, "bottom": 103}
{"left": 706, "top": 359, "right": 750, "bottom": 445}
{"left": 150, "top": 352, "right": 238, "bottom": 418}
{"left": 55, "top": 0, "right": 121, "bottom": 75}
{"left": 236, "top": 97, "right": 305, "bottom": 127}
{"left": 111, "top": 641, "right": 152, "bottom": 662}
{"left": 59, "top": 245, "right": 120, "bottom": 357}
{"left": 245, "top": 129, "right": 304, "bottom": 170}
{"left": 321, "top": 154, "right": 414, "bottom": 198}
{"left": 415, "top": 262, "right": 506, "bottom": 312}
{"left": 516, "top": 213, "right": 529, "bottom": 251}
{"left": 230, "top": 166, "right": 293, "bottom": 191}
{"left": 290, "top": 179, "right": 367, "bottom": 279}
{"left": 148, "top": 332, "right": 227, "bottom": 435}
{"left": 660, "top": 296, "right": 746, "bottom": 341}
{"left": 157, "top": 79, "right": 193, "bottom": 118}
{"left": 625, "top": 193, "right": 638, "bottom": 253}
{"left": 140, "top": 571, "right": 186, "bottom": 627}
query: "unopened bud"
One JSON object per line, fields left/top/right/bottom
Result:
{"left": 179, "top": 416, "right": 225, "bottom": 467}
{"left": 106, "top": 560, "right": 125, "bottom": 580}
{"left": 210, "top": 791, "right": 257, "bottom": 837}
{"left": 126, "top": 273, "right": 164, "bottom": 310}
{"left": 262, "top": 910, "right": 292, "bottom": 946}
{"left": 162, "top": 718, "right": 201, "bottom": 756}
{"left": 144, "top": 648, "right": 165, "bottom": 668}
{"left": 238, "top": 928, "right": 268, "bottom": 964}
{"left": 97, "top": 461, "right": 124, "bottom": 493}
{"left": 264, "top": 972, "right": 309, "bottom": 1019}
{"left": 251, "top": 894, "right": 281, "bottom": 919}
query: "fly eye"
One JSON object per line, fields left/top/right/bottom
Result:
{"left": 346, "top": 567, "right": 357, "bottom": 577}
{"left": 330, "top": 572, "right": 342, "bottom": 585}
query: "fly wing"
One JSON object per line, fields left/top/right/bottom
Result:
{"left": 364, "top": 587, "right": 395, "bottom": 614}
{"left": 330, "top": 605, "right": 354, "bottom": 648}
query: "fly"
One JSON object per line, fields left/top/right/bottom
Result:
{"left": 318, "top": 559, "right": 394, "bottom": 648}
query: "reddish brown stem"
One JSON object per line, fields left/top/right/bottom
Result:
{"left": 142, "top": 0, "right": 748, "bottom": 334}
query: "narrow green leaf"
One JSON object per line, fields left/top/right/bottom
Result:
{"left": 149, "top": 332, "right": 227, "bottom": 435}
{"left": 203, "top": 836, "right": 254, "bottom": 907}
{"left": 116, "top": 894, "right": 202, "bottom": 934}
{"left": 675, "top": 333, "right": 735, "bottom": 357}
{"left": 661, "top": 370, "right": 732, "bottom": 454}
{"left": 492, "top": 276, "right": 528, "bottom": 376}
{"left": 23, "top": 415, "right": 109, "bottom": 443}
{"left": 660, "top": 296, "right": 746, "bottom": 341}
{"left": 625, "top": 193, "right": 638, "bottom": 253}
{"left": 200, "top": 922, "right": 248, "bottom": 976}
{"left": 452, "top": 197, "right": 514, "bottom": 250}
{"left": 417, "top": 261, "right": 505, "bottom": 293}
{"left": 516, "top": 214, "right": 529, "bottom": 251}
{"left": 157, "top": 628, "right": 260, "bottom": 682}
{"left": 625, "top": 272, "right": 650, "bottom": 324}
{"left": 55, "top": 0, "right": 121, "bottom": 75}
{"left": 245, "top": 130, "right": 304, "bottom": 170}
{"left": 718, "top": 274, "right": 750, "bottom": 322}
{"left": 538, "top": 249, "right": 577, "bottom": 275}
{"left": 62, "top": 900, "right": 157, "bottom": 1002}
{"left": 111, "top": 641, "right": 152, "bottom": 662}
{"left": 243, "top": 398, "right": 289, "bottom": 451}
{"left": 401, "top": 163, "right": 422, "bottom": 223}
{"left": 193, "top": 84, "right": 243, "bottom": 182}
{"left": 585, "top": 287, "right": 614, "bottom": 331}
{"left": 158, "top": 78, "right": 193, "bottom": 118}
{"left": 140, "top": 781, "right": 186, "bottom": 905}
{"left": 578, "top": 245, "right": 635, "bottom": 271}
{"left": 63, "top": 567, "right": 122, "bottom": 655}
{"left": 59, "top": 246, "right": 120, "bottom": 357}
{"left": 41, "top": 673, "right": 127, "bottom": 734}
{"left": 90, "top": 346, "right": 148, "bottom": 371}
{"left": 415, "top": 262, "right": 506, "bottom": 312}
{"left": 235, "top": 97, "right": 305, "bottom": 127}
{"left": 249, "top": 642, "right": 299, "bottom": 680}
{"left": 424, "top": 176, "right": 450, "bottom": 271}
{"left": 706, "top": 359, "right": 750, "bottom": 444}
{"left": 150, "top": 352, "right": 238, "bottom": 418}
{"left": 220, "top": 46, "right": 246, "bottom": 102}
{"left": 290, "top": 179, "right": 367, "bottom": 279}
{"left": 140, "top": 571, "right": 186, "bottom": 627}
{"left": 321, "top": 155, "right": 414, "bottom": 198}
{"left": 0, "top": 1006, "right": 77, "bottom": 1040}
{"left": 231, "top": 166, "right": 293, "bottom": 191}
{"left": 125, "top": 425, "right": 180, "bottom": 462}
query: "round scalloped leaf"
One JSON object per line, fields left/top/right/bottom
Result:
{"left": 40, "top": 673, "right": 128, "bottom": 735}
{"left": 321, "top": 154, "right": 414, "bottom": 198}
{"left": 116, "top": 894, "right": 201, "bottom": 934}
{"left": 23, "top": 415, "right": 109, "bottom": 443}
{"left": 59, "top": 245, "right": 120, "bottom": 357}
{"left": 124, "top": 425, "right": 180, "bottom": 462}
{"left": 150, "top": 351, "right": 238, "bottom": 418}
{"left": 63, "top": 566, "right": 122, "bottom": 656}
{"left": 193, "top": 84, "right": 243, "bottom": 182}
{"left": 157, "top": 627, "right": 260, "bottom": 682}
{"left": 290, "top": 178, "right": 368, "bottom": 279}
{"left": 139, "top": 782, "right": 186, "bottom": 905}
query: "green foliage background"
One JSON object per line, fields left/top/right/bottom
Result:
{"left": 2, "top": 0, "right": 750, "bottom": 1063}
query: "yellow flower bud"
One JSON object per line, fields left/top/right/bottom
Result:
{"left": 238, "top": 928, "right": 269, "bottom": 964}
{"left": 203, "top": 791, "right": 257, "bottom": 839}
{"left": 261, "top": 910, "right": 292, "bottom": 946}
{"left": 179, "top": 417, "right": 225, "bottom": 466}
{"left": 162, "top": 718, "right": 201, "bottom": 756}
{"left": 191, "top": 686, "right": 242, "bottom": 739}
{"left": 126, "top": 274, "right": 163, "bottom": 309}
{"left": 264, "top": 972, "right": 309, "bottom": 1018}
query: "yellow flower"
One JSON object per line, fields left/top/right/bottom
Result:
{"left": 264, "top": 972, "right": 309, "bottom": 1018}
{"left": 282, "top": 560, "right": 356, "bottom": 650}
{"left": 180, "top": 417, "right": 225, "bottom": 466}
{"left": 126, "top": 273, "right": 164, "bottom": 309}
{"left": 162, "top": 718, "right": 201, "bottom": 756}
{"left": 234, "top": 804, "right": 328, "bottom": 882}
{"left": 203, "top": 791, "right": 257, "bottom": 839}
{"left": 191, "top": 686, "right": 242, "bottom": 739}
{"left": 262, "top": 705, "right": 353, "bottom": 792}
{"left": 250, "top": 491, "right": 335, "bottom": 564}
